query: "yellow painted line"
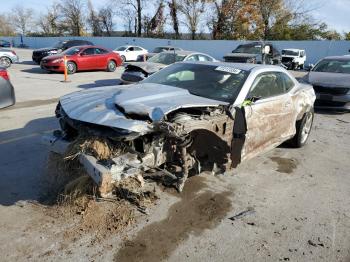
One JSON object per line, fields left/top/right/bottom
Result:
{"left": 0, "top": 129, "right": 55, "bottom": 145}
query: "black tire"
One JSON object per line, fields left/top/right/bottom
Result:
{"left": 299, "top": 64, "right": 304, "bottom": 70}
{"left": 0, "top": 56, "right": 11, "bottom": 68}
{"left": 290, "top": 109, "right": 314, "bottom": 148}
{"left": 293, "top": 62, "right": 299, "bottom": 70}
{"left": 107, "top": 60, "right": 117, "bottom": 72}
{"left": 66, "top": 61, "right": 77, "bottom": 74}
{"left": 121, "top": 55, "right": 126, "bottom": 63}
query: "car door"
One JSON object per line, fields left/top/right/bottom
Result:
{"left": 78, "top": 47, "right": 96, "bottom": 70}
{"left": 125, "top": 46, "right": 135, "bottom": 61}
{"left": 94, "top": 48, "right": 109, "bottom": 68}
{"left": 133, "top": 47, "right": 146, "bottom": 61}
{"left": 231, "top": 71, "right": 296, "bottom": 164}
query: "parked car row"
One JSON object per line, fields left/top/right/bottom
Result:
{"left": 1, "top": 38, "right": 349, "bottom": 112}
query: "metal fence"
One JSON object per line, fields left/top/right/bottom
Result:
{"left": 2, "top": 36, "right": 350, "bottom": 64}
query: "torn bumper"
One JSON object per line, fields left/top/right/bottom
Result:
{"left": 42, "top": 133, "right": 161, "bottom": 197}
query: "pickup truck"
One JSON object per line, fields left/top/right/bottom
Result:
{"left": 281, "top": 49, "right": 306, "bottom": 70}
{"left": 223, "top": 42, "right": 281, "bottom": 65}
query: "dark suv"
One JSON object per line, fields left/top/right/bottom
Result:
{"left": 32, "top": 39, "right": 94, "bottom": 64}
{"left": 223, "top": 42, "right": 281, "bottom": 65}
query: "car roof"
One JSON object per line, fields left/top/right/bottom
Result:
{"left": 162, "top": 50, "right": 199, "bottom": 56}
{"left": 283, "top": 48, "right": 304, "bottom": 51}
{"left": 67, "top": 45, "right": 110, "bottom": 50}
{"left": 322, "top": 56, "right": 350, "bottom": 60}
{"left": 155, "top": 46, "right": 180, "bottom": 49}
{"left": 180, "top": 61, "right": 281, "bottom": 71}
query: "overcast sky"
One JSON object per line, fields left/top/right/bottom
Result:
{"left": 1, "top": 0, "right": 349, "bottom": 33}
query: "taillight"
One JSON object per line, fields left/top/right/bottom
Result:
{"left": 11, "top": 51, "right": 16, "bottom": 55}
{"left": 0, "top": 69, "right": 9, "bottom": 81}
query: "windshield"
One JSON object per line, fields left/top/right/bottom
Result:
{"left": 142, "top": 63, "right": 249, "bottom": 103}
{"left": 233, "top": 44, "right": 262, "bottom": 54}
{"left": 282, "top": 50, "right": 299, "bottom": 56}
{"left": 52, "top": 41, "right": 64, "bottom": 49}
{"left": 313, "top": 59, "right": 350, "bottom": 74}
{"left": 153, "top": 47, "right": 168, "bottom": 53}
{"left": 115, "top": 46, "right": 127, "bottom": 51}
{"left": 148, "top": 53, "right": 186, "bottom": 65}
{"left": 62, "top": 47, "right": 81, "bottom": 56}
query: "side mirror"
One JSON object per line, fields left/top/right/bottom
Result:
{"left": 80, "top": 52, "right": 87, "bottom": 56}
{"left": 263, "top": 45, "right": 271, "bottom": 54}
{"left": 247, "top": 95, "right": 262, "bottom": 103}
{"left": 307, "top": 64, "right": 314, "bottom": 71}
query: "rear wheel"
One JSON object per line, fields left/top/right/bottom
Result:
{"left": 107, "top": 60, "right": 117, "bottom": 72}
{"left": 0, "top": 57, "right": 11, "bottom": 68}
{"left": 291, "top": 109, "right": 314, "bottom": 148}
{"left": 66, "top": 61, "right": 77, "bottom": 74}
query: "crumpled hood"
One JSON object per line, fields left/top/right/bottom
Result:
{"left": 307, "top": 71, "right": 350, "bottom": 87}
{"left": 224, "top": 53, "right": 258, "bottom": 59}
{"left": 59, "top": 83, "right": 228, "bottom": 134}
{"left": 126, "top": 62, "right": 166, "bottom": 74}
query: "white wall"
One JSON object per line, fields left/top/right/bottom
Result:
{"left": 3, "top": 36, "right": 350, "bottom": 64}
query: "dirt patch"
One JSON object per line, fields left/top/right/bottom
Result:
{"left": 40, "top": 152, "right": 136, "bottom": 244}
{"left": 114, "top": 176, "right": 233, "bottom": 262}
{"left": 270, "top": 157, "right": 298, "bottom": 174}
{"left": 62, "top": 199, "right": 135, "bottom": 243}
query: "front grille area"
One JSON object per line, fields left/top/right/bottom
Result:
{"left": 313, "top": 85, "right": 349, "bottom": 95}
{"left": 224, "top": 56, "right": 249, "bottom": 63}
{"left": 282, "top": 57, "right": 294, "bottom": 63}
{"left": 315, "top": 100, "right": 347, "bottom": 107}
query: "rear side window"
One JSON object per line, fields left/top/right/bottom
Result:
{"left": 186, "top": 55, "right": 198, "bottom": 61}
{"left": 198, "top": 55, "right": 213, "bottom": 62}
{"left": 248, "top": 71, "right": 293, "bottom": 100}
{"left": 95, "top": 48, "right": 108, "bottom": 54}
{"left": 134, "top": 47, "right": 143, "bottom": 51}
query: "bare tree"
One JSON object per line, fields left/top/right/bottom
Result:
{"left": 115, "top": 0, "right": 144, "bottom": 36}
{"left": 59, "top": 0, "right": 86, "bottom": 36}
{"left": 87, "top": 0, "right": 102, "bottom": 36}
{"left": 168, "top": 0, "right": 180, "bottom": 38}
{"left": 0, "top": 14, "right": 15, "bottom": 36}
{"left": 178, "top": 0, "right": 206, "bottom": 40}
{"left": 143, "top": 1, "right": 166, "bottom": 37}
{"left": 11, "top": 6, "right": 34, "bottom": 34}
{"left": 37, "top": 3, "right": 62, "bottom": 36}
{"left": 99, "top": 7, "right": 114, "bottom": 36}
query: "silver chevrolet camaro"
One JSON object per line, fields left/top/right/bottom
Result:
{"left": 44, "top": 62, "right": 315, "bottom": 194}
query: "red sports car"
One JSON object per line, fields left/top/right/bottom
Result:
{"left": 40, "top": 46, "right": 122, "bottom": 74}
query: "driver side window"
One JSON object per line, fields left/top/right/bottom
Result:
{"left": 81, "top": 48, "right": 95, "bottom": 55}
{"left": 248, "top": 72, "right": 286, "bottom": 100}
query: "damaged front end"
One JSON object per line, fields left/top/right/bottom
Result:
{"left": 43, "top": 85, "right": 233, "bottom": 196}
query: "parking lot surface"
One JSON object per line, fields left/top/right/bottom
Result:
{"left": 0, "top": 48, "right": 349, "bottom": 261}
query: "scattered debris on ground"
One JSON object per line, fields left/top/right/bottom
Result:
{"left": 229, "top": 207, "right": 256, "bottom": 221}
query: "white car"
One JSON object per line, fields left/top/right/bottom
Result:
{"left": 113, "top": 45, "right": 148, "bottom": 62}
{"left": 0, "top": 49, "right": 19, "bottom": 68}
{"left": 281, "top": 49, "right": 306, "bottom": 70}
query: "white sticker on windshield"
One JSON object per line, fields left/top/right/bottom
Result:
{"left": 215, "top": 66, "right": 241, "bottom": 74}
